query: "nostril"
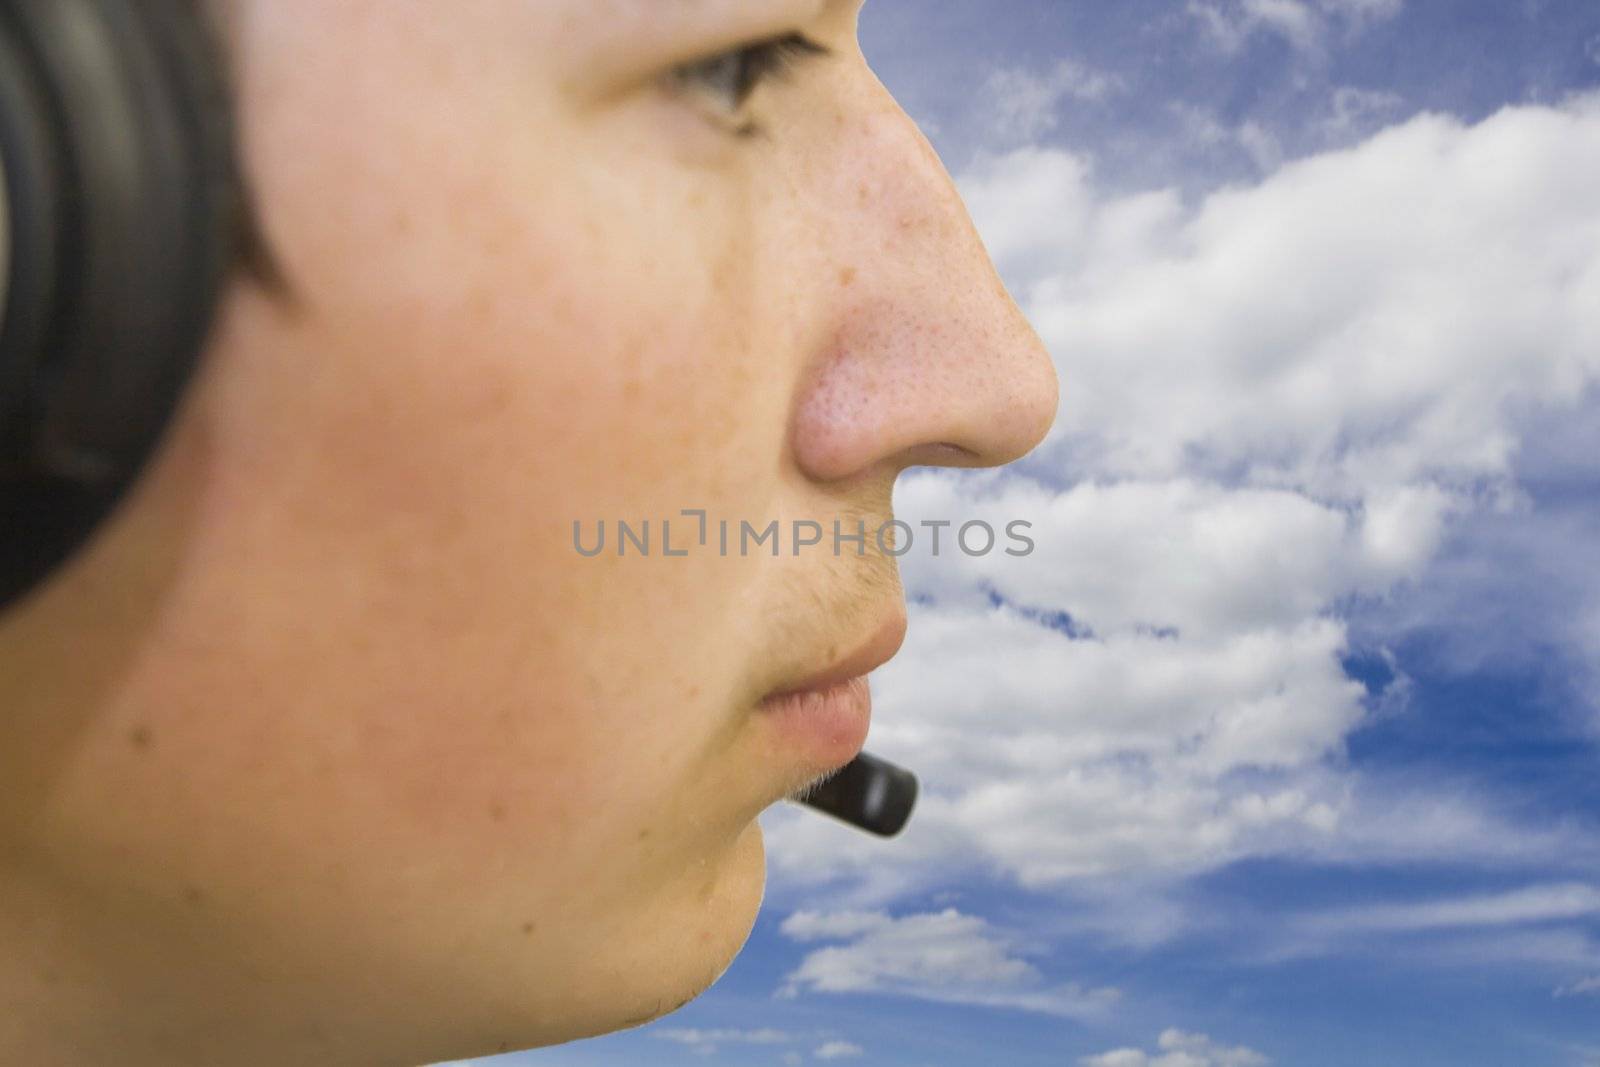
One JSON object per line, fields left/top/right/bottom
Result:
{"left": 932, "top": 441, "right": 980, "bottom": 460}
{"left": 903, "top": 441, "right": 982, "bottom": 468}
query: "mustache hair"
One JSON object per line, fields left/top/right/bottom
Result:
{"left": 765, "top": 493, "right": 903, "bottom": 644}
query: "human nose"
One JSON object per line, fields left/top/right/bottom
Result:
{"left": 789, "top": 84, "right": 1060, "bottom": 484}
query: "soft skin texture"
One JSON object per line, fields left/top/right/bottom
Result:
{"left": 0, "top": 2, "right": 1059, "bottom": 1064}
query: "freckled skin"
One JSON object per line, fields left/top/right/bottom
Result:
{"left": 0, "top": 2, "right": 1057, "bottom": 1066}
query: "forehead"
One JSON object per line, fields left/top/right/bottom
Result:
{"left": 537, "top": 0, "right": 832, "bottom": 57}
{"left": 555, "top": 0, "right": 828, "bottom": 31}
{"left": 274, "top": 0, "right": 841, "bottom": 99}
{"left": 435, "top": 0, "right": 848, "bottom": 113}
{"left": 226, "top": 0, "right": 844, "bottom": 113}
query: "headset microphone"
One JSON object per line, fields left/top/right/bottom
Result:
{"left": 796, "top": 750, "right": 918, "bottom": 837}
{"left": 0, "top": 0, "right": 916, "bottom": 839}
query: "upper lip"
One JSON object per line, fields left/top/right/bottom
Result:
{"left": 764, "top": 609, "right": 909, "bottom": 699}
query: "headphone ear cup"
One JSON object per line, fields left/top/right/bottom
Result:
{"left": 0, "top": 0, "right": 238, "bottom": 609}
{"left": 0, "top": 14, "right": 64, "bottom": 457}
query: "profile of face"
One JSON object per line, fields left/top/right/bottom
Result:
{"left": 0, "top": 2, "right": 1058, "bottom": 1064}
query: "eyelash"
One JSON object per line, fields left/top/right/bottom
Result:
{"left": 667, "top": 33, "right": 831, "bottom": 138}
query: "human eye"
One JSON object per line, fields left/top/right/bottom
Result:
{"left": 664, "top": 32, "right": 831, "bottom": 136}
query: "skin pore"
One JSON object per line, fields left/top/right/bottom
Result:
{"left": 0, "top": 2, "right": 1059, "bottom": 1065}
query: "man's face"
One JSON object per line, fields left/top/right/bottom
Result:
{"left": 3, "top": 1, "right": 1056, "bottom": 1061}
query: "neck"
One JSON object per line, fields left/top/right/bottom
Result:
{"left": 0, "top": 848, "right": 378, "bottom": 1067}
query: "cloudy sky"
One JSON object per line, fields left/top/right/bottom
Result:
{"left": 456, "top": 2, "right": 1600, "bottom": 1065}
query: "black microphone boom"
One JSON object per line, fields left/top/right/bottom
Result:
{"left": 794, "top": 750, "right": 917, "bottom": 837}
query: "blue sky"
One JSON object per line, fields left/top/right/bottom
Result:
{"left": 448, "top": 3, "right": 1600, "bottom": 1065}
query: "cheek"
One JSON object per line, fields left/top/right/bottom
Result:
{"left": 81, "top": 53, "right": 801, "bottom": 938}
{"left": 104, "top": 171, "right": 781, "bottom": 889}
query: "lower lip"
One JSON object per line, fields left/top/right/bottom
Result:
{"left": 758, "top": 675, "right": 873, "bottom": 769}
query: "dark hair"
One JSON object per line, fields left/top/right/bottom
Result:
{"left": 229, "top": 160, "right": 289, "bottom": 297}
{"left": 191, "top": 0, "right": 291, "bottom": 298}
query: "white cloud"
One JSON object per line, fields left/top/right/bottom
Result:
{"left": 1169, "top": 104, "right": 1297, "bottom": 174}
{"left": 1171, "top": 102, "right": 1234, "bottom": 152}
{"left": 998, "top": 104, "right": 1600, "bottom": 496}
{"left": 1302, "top": 780, "right": 1592, "bottom": 870}
{"left": 778, "top": 908, "right": 1119, "bottom": 1018}
{"left": 1395, "top": 927, "right": 1600, "bottom": 979}
{"left": 1240, "top": 883, "right": 1600, "bottom": 968}
{"left": 1234, "top": 120, "right": 1283, "bottom": 172}
{"left": 1316, "top": 0, "right": 1403, "bottom": 29}
{"left": 653, "top": 1028, "right": 794, "bottom": 1056}
{"left": 959, "top": 146, "right": 1097, "bottom": 285}
{"left": 1307, "top": 883, "right": 1600, "bottom": 934}
{"left": 1167, "top": 87, "right": 1404, "bottom": 173}
{"left": 1557, "top": 975, "right": 1600, "bottom": 997}
{"left": 765, "top": 474, "right": 1380, "bottom": 890}
{"left": 649, "top": 1026, "right": 870, "bottom": 1062}
{"left": 1245, "top": 0, "right": 1320, "bottom": 50}
{"left": 783, "top": 910, "right": 904, "bottom": 942}
{"left": 1186, "top": 0, "right": 1402, "bottom": 55}
{"left": 1083, "top": 1029, "right": 1271, "bottom": 1067}
{"left": 1186, "top": 0, "right": 1314, "bottom": 54}
{"left": 1320, "top": 86, "right": 1406, "bottom": 141}
{"left": 765, "top": 95, "right": 1600, "bottom": 909}
{"left": 982, "top": 60, "right": 1119, "bottom": 143}
{"left": 1364, "top": 456, "right": 1600, "bottom": 721}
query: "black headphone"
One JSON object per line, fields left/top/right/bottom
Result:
{"left": 0, "top": 0, "right": 237, "bottom": 611}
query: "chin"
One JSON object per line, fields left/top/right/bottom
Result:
{"left": 510, "top": 819, "right": 770, "bottom": 1055}
{"left": 650, "top": 820, "right": 767, "bottom": 1013}
{"left": 633, "top": 820, "right": 767, "bottom": 1025}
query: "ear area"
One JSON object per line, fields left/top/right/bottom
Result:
{"left": 0, "top": 0, "right": 239, "bottom": 610}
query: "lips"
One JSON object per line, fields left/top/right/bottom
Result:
{"left": 755, "top": 610, "right": 909, "bottom": 771}
{"left": 760, "top": 611, "right": 909, "bottom": 703}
